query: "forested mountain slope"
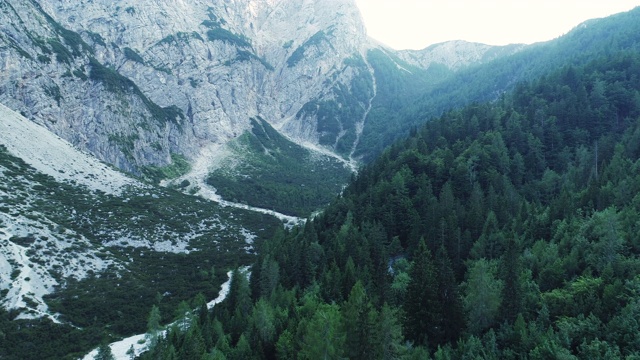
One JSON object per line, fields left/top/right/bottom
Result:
{"left": 355, "top": 6, "right": 640, "bottom": 161}
{"left": 142, "top": 50, "right": 640, "bottom": 358}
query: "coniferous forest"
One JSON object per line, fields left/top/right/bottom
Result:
{"left": 136, "top": 49, "right": 640, "bottom": 359}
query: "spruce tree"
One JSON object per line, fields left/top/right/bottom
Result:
{"left": 404, "top": 238, "right": 441, "bottom": 346}
{"left": 342, "top": 281, "right": 377, "bottom": 360}
{"left": 434, "top": 245, "right": 465, "bottom": 344}
{"left": 500, "top": 237, "right": 523, "bottom": 323}
{"left": 300, "top": 304, "right": 345, "bottom": 360}
{"left": 146, "top": 305, "right": 162, "bottom": 349}
{"left": 95, "top": 342, "right": 115, "bottom": 360}
{"left": 464, "top": 259, "right": 504, "bottom": 334}
{"left": 378, "top": 304, "right": 407, "bottom": 359}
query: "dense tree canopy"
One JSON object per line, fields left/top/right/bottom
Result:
{"left": 139, "top": 49, "right": 640, "bottom": 358}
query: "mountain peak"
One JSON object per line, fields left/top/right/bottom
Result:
{"left": 397, "top": 40, "right": 525, "bottom": 70}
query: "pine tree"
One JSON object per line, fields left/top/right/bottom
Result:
{"left": 500, "top": 237, "right": 523, "bottom": 323}
{"left": 404, "top": 238, "right": 441, "bottom": 346}
{"left": 251, "top": 298, "right": 276, "bottom": 346}
{"left": 179, "top": 321, "right": 206, "bottom": 359}
{"left": 434, "top": 245, "right": 465, "bottom": 344}
{"left": 275, "top": 330, "right": 296, "bottom": 360}
{"left": 464, "top": 259, "right": 504, "bottom": 334}
{"left": 378, "top": 304, "right": 406, "bottom": 360}
{"left": 342, "top": 281, "right": 377, "bottom": 360}
{"left": 225, "top": 269, "right": 252, "bottom": 342}
{"left": 146, "top": 305, "right": 162, "bottom": 349}
{"left": 259, "top": 255, "right": 280, "bottom": 298}
{"left": 300, "top": 303, "right": 345, "bottom": 360}
{"left": 175, "top": 300, "right": 192, "bottom": 331}
{"left": 95, "top": 342, "right": 115, "bottom": 360}
{"left": 230, "top": 334, "right": 252, "bottom": 360}
{"left": 342, "top": 256, "right": 358, "bottom": 299}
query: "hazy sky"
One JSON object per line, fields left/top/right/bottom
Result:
{"left": 354, "top": 0, "right": 640, "bottom": 50}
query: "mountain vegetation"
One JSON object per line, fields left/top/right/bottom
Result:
{"left": 138, "top": 48, "right": 640, "bottom": 358}
{"left": 0, "top": 144, "right": 281, "bottom": 360}
{"left": 3, "top": 3, "right": 640, "bottom": 359}
{"left": 206, "top": 117, "right": 353, "bottom": 217}
{"left": 354, "top": 7, "right": 640, "bottom": 162}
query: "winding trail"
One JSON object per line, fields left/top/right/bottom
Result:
{"left": 81, "top": 270, "right": 235, "bottom": 360}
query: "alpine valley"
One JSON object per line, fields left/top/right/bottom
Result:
{"left": 1, "top": 0, "right": 640, "bottom": 359}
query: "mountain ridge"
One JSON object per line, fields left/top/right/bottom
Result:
{"left": 0, "top": 0, "right": 516, "bottom": 180}
{"left": 397, "top": 40, "right": 526, "bottom": 71}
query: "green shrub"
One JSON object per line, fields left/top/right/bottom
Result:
{"left": 286, "top": 30, "right": 328, "bottom": 67}
{"left": 206, "top": 28, "right": 251, "bottom": 48}
{"left": 123, "top": 47, "right": 144, "bottom": 64}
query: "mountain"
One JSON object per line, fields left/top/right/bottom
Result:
{"left": 3, "top": 1, "right": 640, "bottom": 358}
{"left": 0, "top": 104, "right": 282, "bottom": 359}
{"left": 0, "top": 0, "right": 371, "bottom": 169}
{"left": 353, "top": 6, "right": 640, "bottom": 161}
{"left": 4, "top": 1, "right": 638, "bottom": 214}
{"left": 0, "top": 0, "right": 522, "bottom": 216}
{"left": 145, "top": 44, "right": 640, "bottom": 359}
{"left": 397, "top": 40, "right": 525, "bottom": 71}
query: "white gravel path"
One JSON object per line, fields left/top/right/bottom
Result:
{"left": 81, "top": 270, "right": 234, "bottom": 360}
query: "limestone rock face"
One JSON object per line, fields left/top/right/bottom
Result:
{"left": 0, "top": 0, "right": 373, "bottom": 172}
{"left": 1, "top": 0, "right": 510, "bottom": 175}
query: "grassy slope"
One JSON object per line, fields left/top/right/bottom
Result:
{"left": 207, "top": 117, "right": 352, "bottom": 217}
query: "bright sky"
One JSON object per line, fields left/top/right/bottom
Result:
{"left": 354, "top": 0, "right": 640, "bottom": 50}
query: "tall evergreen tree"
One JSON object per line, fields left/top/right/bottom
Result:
{"left": 146, "top": 305, "right": 162, "bottom": 349}
{"left": 404, "top": 238, "right": 441, "bottom": 346}
{"left": 179, "top": 321, "right": 206, "bottom": 359}
{"left": 500, "top": 236, "right": 523, "bottom": 323}
{"left": 434, "top": 245, "right": 465, "bottom": 344}
{"left": 378, "top": 304, "right": 407, "bottom": 360}
{"left": 300, "top": 304, "right": 345, "bottom": 360}
{"left": 95, "top": 342, "right": 115, "bottom": 360}
{"left": 464, "top": 259, "right": 504, "bottom": 334}
{"left": 342, "top": 281, "right": 378, "bottom": 360}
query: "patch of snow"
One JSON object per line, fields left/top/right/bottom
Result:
{"left": 207, "top": 270, "right": 233, "bottom": 310}
{"left": 241, "top": 228, "right": 256, "bottom": 245}
{"left": 0, "top": 103, "right": 143, "bottom": 195}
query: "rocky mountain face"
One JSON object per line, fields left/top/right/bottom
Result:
{"left": 397, "top": 40, "right": 525, "bottom": 71}
{"left": 1, "top": 0, "right": 514, "bottom": 182}
{"left": 0, "top": 0, "right": 524, "bottom": 321}
{"left": 0, "top": 0, "right": 366, "bottom": 174}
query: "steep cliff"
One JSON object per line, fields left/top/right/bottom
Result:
{"left": 0, "top": 0, "right": 515, "bottom": 213}
{"left": 0, "top": 0, "right": 370, "bottom": 164}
